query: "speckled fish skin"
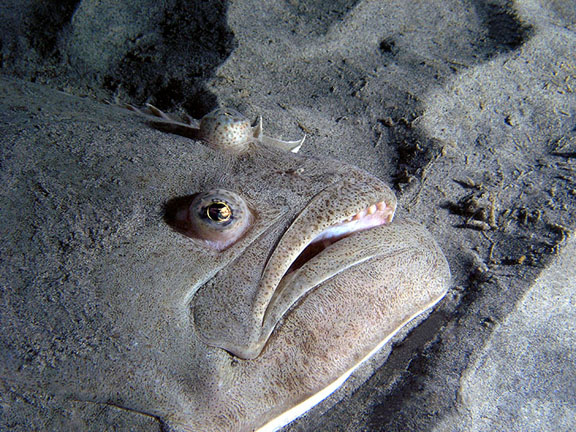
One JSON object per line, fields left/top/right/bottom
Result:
{"left": 0, "top": 78, "right": 450, "bottom": 432}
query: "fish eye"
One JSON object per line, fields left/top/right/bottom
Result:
{"left": 198, "top": 108, "right": 253, "bottom": 152}
{"left": 178, "top": 189, "right": 253, "bottom": 251}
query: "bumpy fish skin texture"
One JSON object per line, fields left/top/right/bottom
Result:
{"left": 0, "top": 79, "right": 450, "bottom": 432}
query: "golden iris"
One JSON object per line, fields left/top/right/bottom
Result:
{"left": 205, "top": 201, "right": 232, "bottom": 223}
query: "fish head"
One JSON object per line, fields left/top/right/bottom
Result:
{"left": 0, "top": 81, "right": 450, "bottom": 432}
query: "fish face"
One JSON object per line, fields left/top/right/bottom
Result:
{"left": 158, "top": 144, "right": 449, "bottom": 431}
{"left": 191, "top": 173, "right": 399, "bottom": 360}
{"left": 0, "top": 81, "right": 450, "bottom": 432}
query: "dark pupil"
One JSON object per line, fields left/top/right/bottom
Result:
{"left": 206, "top": 202, "right": 232, "bottom": 222}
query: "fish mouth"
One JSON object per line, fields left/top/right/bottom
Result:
{"left": 257, "top": 196, "right": 396, "bottom": 351}
{"left": 281, "top": 200, "right": 394, "bottom": 276}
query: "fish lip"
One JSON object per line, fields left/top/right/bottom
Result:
{"left": 277, "top": 200, "right": 395, "bottom": 277}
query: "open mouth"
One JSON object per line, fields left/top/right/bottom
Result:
{"left": 284, "top": 200, "right": 395, "bottom": 275}
{"left": 258, "top": 196, "right": 397, "bottom": 344}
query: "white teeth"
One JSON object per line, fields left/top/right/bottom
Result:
{"left": 341, "top": 202, "right": 388, "bottom": 224}
{"left": 313, "top": 200, "right": 392, "bottom": 245}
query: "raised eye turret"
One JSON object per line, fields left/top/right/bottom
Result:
{"left": 198, "top": 109, "right": 254, "bottom": 152}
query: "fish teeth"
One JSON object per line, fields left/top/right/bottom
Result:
{"left": 341, "top": 201, "right": 389, "bottom": 224}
